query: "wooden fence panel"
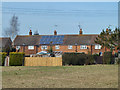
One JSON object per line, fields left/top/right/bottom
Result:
{"left": 24, "top": 57, "right": 62, "bottom": 66}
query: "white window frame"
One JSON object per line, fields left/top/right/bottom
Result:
{"left": 68, "top": 45, "right": 73, "bottom": 49}
{"left": 95, "top": 44, "right": 101, "bottom": 49}
{"left": 16, "top": 46, "right": 20, "bottom": 50}
{"left": 28, "top": 46, "right": 34, "bottom": 50}
{"left": 55, "top": 45, "right": 60, "bottom": 49}
{"left": 80, "top": 45, "right": 87, "bottom": 49}
{"left": 41, "top": 45, "right": 48, "bottom": 50}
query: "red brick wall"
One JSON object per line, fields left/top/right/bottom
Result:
{"left": 37, "top": 45, "right": 85, "bottom": 53}
{"left": 37, "top": 45, "right": 104, "bottom": 54}
{"left": 15, "top": 46, "right": 38, "bottom": 55}
{"left": 15, "top": 45, "right": 118, "bottom": 55}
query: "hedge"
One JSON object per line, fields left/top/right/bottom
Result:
{"left": 103, "top": 52, "right": 113, "bottom": 64}
{"left": 92, "top": 54, "right": 100, "bottom": 64}
{"left": 0, "top": 52, "right": 7, "bottom": 66}
{"left": 62, "top": 53, "right": 94, "bottom": 65}
{"left": 86, "top": 54, "right": 95, "bottom": 65}
{"left": 9, "top": 52, "right": 25, "bottom": 66}
{"left": 62, "top": 52, "right": 116, "bottom": 65}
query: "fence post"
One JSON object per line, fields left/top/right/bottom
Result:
{"left": 4, "top": 56, "right": 9, "bottom": 66}
{"left": 22, "top": 55, "right": 25, "bottom": 66}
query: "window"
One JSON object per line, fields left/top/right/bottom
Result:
{"left": 80, "top": 45, "right": 87, "bottom": 49}
{"left": 16, "top": 46, "right": 20, "bottom": 50}
{"left": 41, "top": 45, "right": 47, "bottom": 50}
{"left": 68, "top": 45, "right": 73, "bottom": 49}
{"left": 28, "top": 46, "right": 34, "bottom": 50}
{"left": 55, "top": 45, "right": 60, "bottom": 49}
{"left": 95, "top": 45, "right": 101, "bottom": 49}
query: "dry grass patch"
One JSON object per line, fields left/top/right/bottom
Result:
{"left": 2, "top": 65, "right": 118, "bottom": 88}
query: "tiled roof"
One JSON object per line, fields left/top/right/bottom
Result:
{"left": 0, "top": 37, "right": 12, "bottom": 48}
{"left": 63, "top": 35, "right": 98, "bottom": 45}
{"left": 13, "top": 35, "right": 42, "bottom": 46}
{"left": 13, "top": 34, "right": 98, "bottom": 46}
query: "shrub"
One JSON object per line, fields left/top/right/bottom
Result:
{"left": 92, "top": 54, "right": 99, "bottom": 64}
{"left": 47, "top": 46, "right": 53, "bottom": 53}
{"left": 62, "top": 53, "right": 71, "bottom": 65}
{"left": 115, "top": 53, "right": 118, "bottom": 57}
{"left": 9, "top": 52, "right": 25, "bottom": 66}
{"left": 93, "top": 53, "right": 99, "bottom": 57}
{"left": 86, "top": 54, "right": 95, "bottom": 65}
{"left": 11, "top": 47, "right": 16, "bottom": 52}
{"left": 62, "top": 53, "right": 87, "bottom": 65}
{"left": 0, "top": 52, "right": 7, "bottom": 66}
{"left": 103, "top": 52, "right": 112, "bottom": 64}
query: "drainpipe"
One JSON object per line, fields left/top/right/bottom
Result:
{"left": 91, "top": 45, "right": 92, "bottom": 55}
{"left": 23, "top": 43, "right": 25, "bottom": 53}
{"left": 75, "top": 43, "right": 77, "bottom": 52}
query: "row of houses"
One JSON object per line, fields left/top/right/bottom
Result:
{"left": 0, "top": 29, "right": 118, "bottom": 55}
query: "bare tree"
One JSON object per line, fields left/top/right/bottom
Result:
{"left": 4, "top": 14, "right": 19, "bottom": 40}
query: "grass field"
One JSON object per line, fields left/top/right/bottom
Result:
{"left": 2, "top": 65, "right": 118, "bottom": 88}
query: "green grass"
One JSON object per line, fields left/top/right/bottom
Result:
{"left": 2, "top": 65, "right": 118, "bottom": 88}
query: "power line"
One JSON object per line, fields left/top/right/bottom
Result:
{"left": 3, "top": 6, "right": 117, "bottom": 11}
{"left": 2, "top": 11, "right": 117, "bottom": 15}
{"left": 1, "top": 6, "right": 118, "bottom": 16}
{"left": 2, "top": 6, "right": 117, "bottom": 13}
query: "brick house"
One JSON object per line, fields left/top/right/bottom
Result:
{"left": 13, "top": 29, "right": 118, "bottom": 55}
{"left": 0, "top": 37, "right": 12, "bottom": 52}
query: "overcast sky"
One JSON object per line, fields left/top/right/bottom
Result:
{"left": 2, "top": 2, "right": 118, "bottom": 36}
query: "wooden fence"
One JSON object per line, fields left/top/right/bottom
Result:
{"left": 24, "top": 57, "right": 62, "bottom": 66}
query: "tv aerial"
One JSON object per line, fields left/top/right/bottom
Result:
{"left": 108, "top": 25, "right": 112, "bottom": 29}
{"left": 54, "top": 25, "right": 58, "bottom": 30}
{"left": 78, "top": 22, "right": 81, "bottom": 29}
{"left": 30, "top": 25, "right": 32, "bottom": 30}
{"left": 78, "top": 25, "right": 81, "bottom": 29}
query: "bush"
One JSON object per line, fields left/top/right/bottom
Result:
{"left": 0, "top": 52, "right": 7, "bottom": 66}
{"left": 9, "top": 52, "right": 25, "bottom": 66}
{"left": 115, "top": 53, "right": 118, "bottom": 57}
{"left": 62, "top": 53, "right": 87, "bottom": 65}
{"left": 86, "top": 54, "right": 95, "bottom": 65}
{"left": 11, "top": 47, "right": 16, "bottom": 52}
{"left": 103, "top": 52, "right": 113, "bottom": 64}
{"left": 92, "top": 54, "right": 99, "bottom": 64}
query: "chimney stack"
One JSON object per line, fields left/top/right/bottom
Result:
{"left": 29, "top": 30, "right": 32, "bottom": 35}
{"left": 106, "top": 28, "right": 108, "bottom": 32}
{"left": 54, "top": 30, "right": 57, "bottom": 35}
{"left": 79, "top": 28, "right": 83, "bottom": 35}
